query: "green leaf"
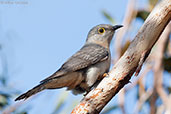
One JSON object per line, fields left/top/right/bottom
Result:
{"left": 136, "top": 10, "right": 150, "bottom": 21}
{"left": 102, "top": 10, "right": 115, "bottom": 24}
{"left": 167, "top": 86, "right": 171, "bottom": 94}
{"left": 0, "top": 95, "right": 8, "bottom": 109}
{"left": 149, "top": 0, "right": 159, "bottom": 9}
{"left": 163, "top": 57, "right": 171, "bottom": 72}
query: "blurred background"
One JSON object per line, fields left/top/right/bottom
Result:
{"left": 0, "top": 0, "right": 170, "bottom": 114}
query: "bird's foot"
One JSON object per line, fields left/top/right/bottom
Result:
{"left": 103, "top": 73, "right": 109, "bottom": 78}
{"left": 83, "top": 92, "right": 88, "bottom": 96}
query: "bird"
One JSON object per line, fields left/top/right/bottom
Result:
{"left": 15, "top": 24, "right": 123, "bottom": 101}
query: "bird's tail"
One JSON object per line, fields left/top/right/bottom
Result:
{"left": 15, "top": 83, "right": 46, "bottom": 101}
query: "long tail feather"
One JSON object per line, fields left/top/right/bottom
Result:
{"left": 15, "top": 83, "right": 45, "bottom": 101}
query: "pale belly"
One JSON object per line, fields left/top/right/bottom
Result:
{"left": 71, "top": 55, "right": 111, "bottom": 95}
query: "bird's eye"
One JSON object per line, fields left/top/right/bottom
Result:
{"left": 98, "top": 27, "right": 105, "bottom": 34}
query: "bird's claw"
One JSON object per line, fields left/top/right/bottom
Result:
{"left": 103, "top": 73, "right": 109, "bottom": 78}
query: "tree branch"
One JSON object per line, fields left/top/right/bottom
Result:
{"left": 71, "top": 0, "right": 171, "bottom": 113}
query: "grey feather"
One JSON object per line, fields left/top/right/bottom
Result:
{"left": 40, "top": 43, "right": 109, "bottom": 83}
{"left": 15, "top": 83, "right": 45, "bottom": 101}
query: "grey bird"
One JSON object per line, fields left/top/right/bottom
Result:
{"left": 15, "top": 24, "right": 123, "bottom": 101}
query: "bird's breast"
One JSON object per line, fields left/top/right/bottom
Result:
{"left": 84, "top": 54, "right": 111, "bottom": 87}
{"left": 71, "top": 53, "right": 111, "bottom": 95}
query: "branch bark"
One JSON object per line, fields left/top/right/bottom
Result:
{"left": 115, "top": 0, "right": 137, "bottom": 113}
{"left": 71, "top": 0, "right": 171, "bottom": 113}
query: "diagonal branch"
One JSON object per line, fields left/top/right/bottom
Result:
{"left": 71, "top": 0, "right": 171, "bottom": 113}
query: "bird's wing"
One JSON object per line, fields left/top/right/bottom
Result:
{"left": 40, "top": 43, "right": 109, "bottom": 83}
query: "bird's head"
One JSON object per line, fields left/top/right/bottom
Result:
{"left": 86, "top": 24, "right": 123, "bottom": 48}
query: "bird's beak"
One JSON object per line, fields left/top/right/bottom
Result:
{"left": 112, "top": 25, "right": 123, "bottom": 30}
